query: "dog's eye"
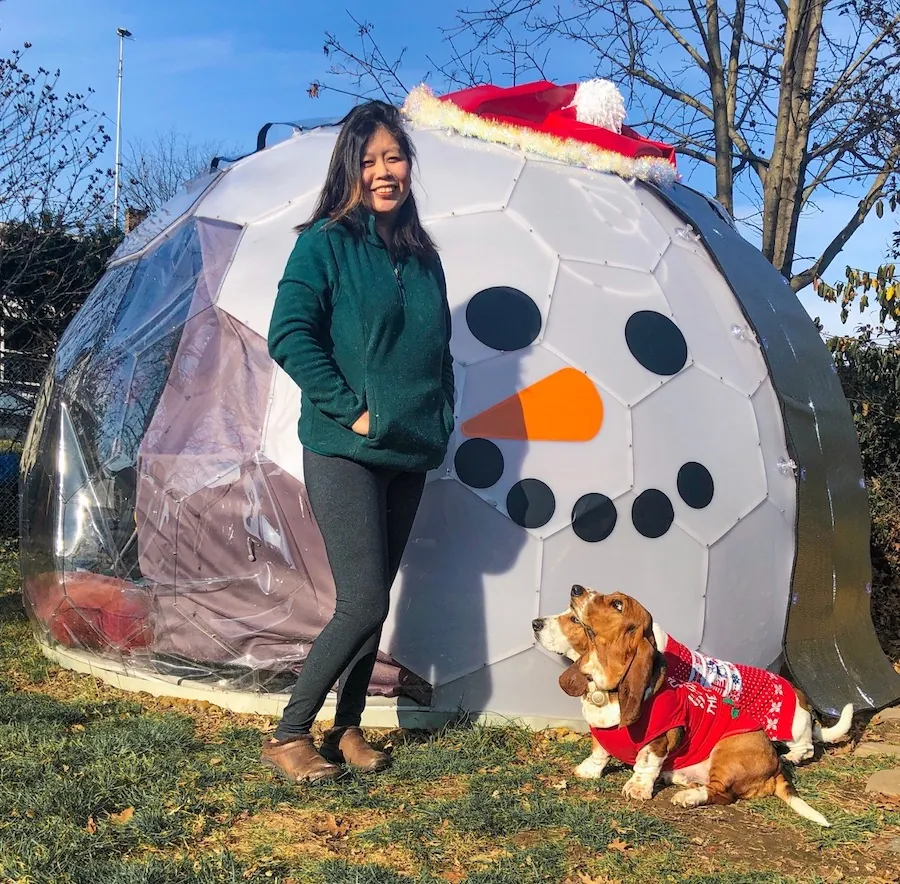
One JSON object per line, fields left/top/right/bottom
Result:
{"left": 611, "top": 599, "right": 623, "bottom": 612}
{"left": 568, "top": 614, "right": 581, "bottom": 625}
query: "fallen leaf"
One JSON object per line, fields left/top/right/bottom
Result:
{"left": 441, "top": 871, "right": 466, "bottom": 884}
{"left": 109, "top": 807, "right": 134, "bottom": 825}
{"left": 607, "top": 837, "right": 631, "bottom": 853}
{"left": 551, "top": 780, "right": 568, "bottom": 791}
{"left": 565, "top": 873, "right": 622, "bottom": 884}
{"left": 324, "top": 813, "right": 350, "bottom": 838}
{"left": 209, "top": 757, "right": 223, "bottom": 765}
{"left": 71, "top": 724, "right": 85, "bottom": 732}
{"left": 85, "top": 816, "right": 97, "bottom": 834}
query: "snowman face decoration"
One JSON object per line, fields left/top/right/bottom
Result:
{"left": 20, "top": 116, "right": 809, "bottom": 722}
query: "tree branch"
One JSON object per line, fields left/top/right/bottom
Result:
{"left": 792, "top": 144, "right": 900, "bottom": 291}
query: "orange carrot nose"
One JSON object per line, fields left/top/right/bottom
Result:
{"left": 461, "top": 367, "right": 604, "bottom": 442}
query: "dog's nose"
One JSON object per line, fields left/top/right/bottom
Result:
{"left": 532, "top": 618, "right": 544, "bottom": 632}
{"left": 571, "top": 584, "right": 585, "bottom": 597}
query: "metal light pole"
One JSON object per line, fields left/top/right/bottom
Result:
{"left": 113, "top": 27, "right": 134, "bottom": 230}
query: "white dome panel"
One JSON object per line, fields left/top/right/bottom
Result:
{"left": 428, "top": 212, "right": 558, "bottom": 368}
{"left": 194, "top": 131, "right": 337, "bottom": 225}
{"left": 655, "top": 244, "right": 769, "bottom": 396}
{"left": 752, "top": 379, "right": 796, "bottom": 523}
{"left": 540, "top": 513, "right": 707, "bottom": 650}
{"left": 703, "top": 500, "right": 793, "bottom": 669}
{"left": 413, "top": 129, "right": 525, "bottom": 219}
{"left": 214, "top": 194, "right": 317, "bottom": 338}
{"left": 433, "top": 647, "right": 584, "bottom": 724}
{"left": 632, "top": 367, "right": 767, "bottom": 546}
{"left": 454, "top": 346, "right": 632, "bottom": 539}
{"left": 543, "top": 262, "right": 686, "bottom": 406}
{"left": 382, "top": 479, "right": 541, "bottom": 684}
{"left": 507, "top": 161, "right": 669, "bottom": 270}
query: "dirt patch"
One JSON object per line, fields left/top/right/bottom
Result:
{"left": 203, "top": 807, "right": 421, "bottom": 871}
{"left": 591, "top": 776, "right": 900, "bottom": 882}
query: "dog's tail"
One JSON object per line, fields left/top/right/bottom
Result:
{"left": 814, "top": 703, "right": 853, "bottom": 744}
{"left": 774, "top": 772, "right": 831, "bottom": 827}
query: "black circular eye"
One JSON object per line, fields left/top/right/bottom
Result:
{"left": 612, "top": 599, "right": 624, "bottom": 612}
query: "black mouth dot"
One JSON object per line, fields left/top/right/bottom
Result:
{"left": 632, "top": 489, "right": 675, "bottom": 538}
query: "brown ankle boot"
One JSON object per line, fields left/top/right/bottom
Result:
{"left": 261, "top": 734, "right": 341, "bottom": 783}
{"left": 320, "top": 726, "right": 390, "bottom": 772}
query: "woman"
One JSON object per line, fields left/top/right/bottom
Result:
{"left": 263, "top": 100, "right": 455, "bottom": 783}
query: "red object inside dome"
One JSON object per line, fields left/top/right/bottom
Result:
{"left": 440, "top": 80, "right": 676, "bottom": 167}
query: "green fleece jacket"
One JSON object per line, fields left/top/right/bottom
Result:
{"left": 268, "top": 214, "right": 455, "bottom": 473}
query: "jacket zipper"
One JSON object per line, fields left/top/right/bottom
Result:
{"left": 392, "top": 259, "right": 407, "bottom": 307}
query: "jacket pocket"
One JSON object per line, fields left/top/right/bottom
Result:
{"left": 365, "top": 382, "right": 378, "bottom": 440}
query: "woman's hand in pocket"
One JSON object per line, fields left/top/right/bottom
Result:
{"left": 351, "top": 411, "right": 370, "bottom": 436}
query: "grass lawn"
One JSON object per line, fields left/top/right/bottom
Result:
{"left": 1, "top": 540, "right": 899, "bottom": 884}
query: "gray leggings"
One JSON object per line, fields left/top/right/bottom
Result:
{"left": 274, "top": 448, "right": 426, "bottom": 739}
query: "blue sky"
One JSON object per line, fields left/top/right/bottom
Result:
{"left": 1, "top": 0, "right": 895, "bottom": 334}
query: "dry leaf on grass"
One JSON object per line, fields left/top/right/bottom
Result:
{"left": 85, "top": 816, "right": 97, "bottom": 834}
{"left": 564, "top": 873, "right": 623, "bottom": 884}
{"left": 607, "top": 837, "right": 631, "bottom": 853}
{"left": 441, "top": 870, "right": 466, "bottom": 884}
{"left": 551, "top": 780, "right": 568, "bottom": 791}
{"left": 324, "top": 813, "right": 350, "bottom": 838}
{"left": 108, "top": 807, "right": 134, "bottom": 825}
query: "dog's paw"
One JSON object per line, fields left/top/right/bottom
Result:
{"left": 573, "top": 757, "right": 607, "bottom": 780}
{"left": 671, "top": 786, "right": 708, "bottom": 808}
{"left": 780, "top": 746, "right": 814, "bottom": 765}
{"left": 622, "top": 775, "right": 654, "bottom": 801}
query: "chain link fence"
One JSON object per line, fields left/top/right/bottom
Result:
{"left": 1, "top": 350, "right": 47, "bottom": 539}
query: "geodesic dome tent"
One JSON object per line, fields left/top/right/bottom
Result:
{"left": 19, "top": 80, "right": 899, "bottom": 724}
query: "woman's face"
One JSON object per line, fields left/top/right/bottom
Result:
{"left": 360, "top": 126, "right": 410, "bottom": 221}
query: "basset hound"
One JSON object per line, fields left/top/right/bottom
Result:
{"left": 533, "top": 588, "right": 852, "bottom": 765}
{"left": 550, "top": 585, "right": 830, "bottom": 826}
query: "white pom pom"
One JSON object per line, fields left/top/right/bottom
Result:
{"left": 566, "top": 78, "right": 626, "bottom": 134}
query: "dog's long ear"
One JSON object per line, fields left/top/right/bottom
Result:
{"left": 618, "top": 637, "right": 656, "bottom": 727}
{"left": 559, "top": 658, "right": 590, "bottom": 697}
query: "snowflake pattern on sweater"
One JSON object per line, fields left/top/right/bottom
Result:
{"left": 661, "top": 635, "right": 797, "bottom": 743}
{"left": 589, "top": 678, "right": 760, "bottom": 770}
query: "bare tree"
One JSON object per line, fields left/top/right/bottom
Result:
{"left": 1, "top": 40, "right": 116, "bottom": 429}
{"left": 312, "top": 1, "right": 900, "bottom": 293}
{"left": 120, "top": 129, "right": 237, "bottom": 214}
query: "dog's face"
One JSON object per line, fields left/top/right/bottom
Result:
{"left": 532, "top": 608, "right": 591, "bottom": 661}
{"left": 558, "top": 585, "right": 660, "bottom": 727}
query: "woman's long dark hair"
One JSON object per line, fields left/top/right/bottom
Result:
{"left": 295, "top": 100, "right": 437, "bottom": 261}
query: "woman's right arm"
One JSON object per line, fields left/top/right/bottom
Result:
{"left": 268, "top": 231, "right": 365, "bottom": 427}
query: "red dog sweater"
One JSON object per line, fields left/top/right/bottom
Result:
{"left": 661, "top": 635, "right": 798, "bottom": 743}
{"left": 590, "top": 679, "right": 760, "bottom": 770}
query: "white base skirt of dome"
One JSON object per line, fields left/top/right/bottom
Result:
{"left": 36, "top": 640, "right": 590, "bottom": 732}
